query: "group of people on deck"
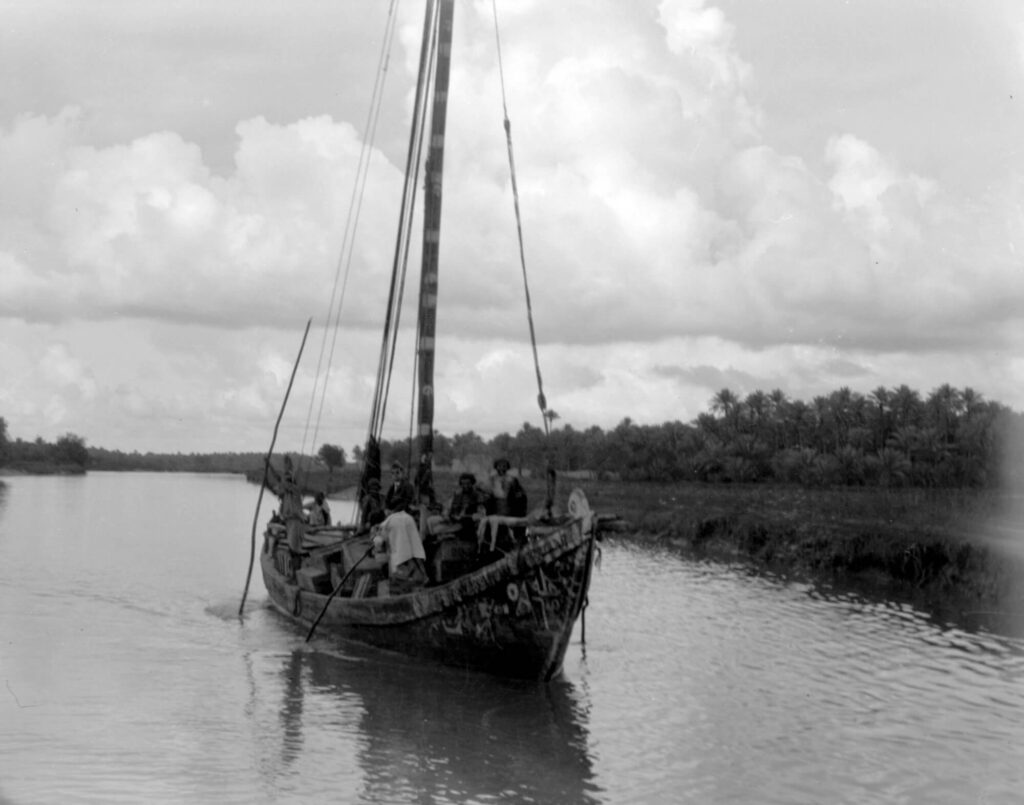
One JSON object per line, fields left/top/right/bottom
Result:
{"left": 444, "top": 458, "right": 528, "bottom": 524}
{"left": 359, "top": 458, "right": 527, "bottom": 528}
{"left": 268, "top": 454, "right": 531, "bottom": 593}
{"left": 356, "top": 457, "right": 530, "bottom": 590}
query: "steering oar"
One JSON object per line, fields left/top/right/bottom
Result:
{"left": 305, "top": 545, "right": 375, "bottom": 642}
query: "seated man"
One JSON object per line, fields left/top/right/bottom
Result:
{"left": 445, "top": 472, "right": 488, "bottom": 530}
{"left": 373, "top": 510, "right": 427, "bottom": 594}
{"left": 359, "top": 477, "right": 386, "bottom": 528}
{"left": 384, "top": 461, "right": 416, "bottom": 515}
{"left": 306, "top": 491, "right": 331, "bottom": 527}
{"left": 478, "top": 458, "right": 528, "bottom": 553}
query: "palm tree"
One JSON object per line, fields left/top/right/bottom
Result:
{"left": 890, "top": 385, "right": 923, "bottom": 430}
{"left": 811, "top": 395, "right": 832, "bottom": 452}
{"left": 744, "top": 390, "right": 770, "bottom": 436}
{"left": 872, "top": 447, "right": 911, "bottom": 487}
{"left": 710, "top": 388, "right": 741, "bottom": 435}
{"left": 827, "top": 386, "right": 858, "bottom": 450}
{"left": 768, "top": 388, "right": 790, "bottom": 449}
{"left": 926, "top": 383, "right": 964, "bottom": 445}
{"left": 692, "top": 436, "right": 728, "bottom": 482}
{"left": 695, "top": 411, "right": 720, "bottom": 439}
{"left": 787, "top": 399, "right": 814, "bottom": 449}
{"left": 868, "top": 386, "right": 891, "bottom": 450}
{"left": 834, "top": 445, "right": 866, "bottom": 485}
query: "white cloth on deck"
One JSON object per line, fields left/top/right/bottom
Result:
{"left": 381, "top": 511, "right": 426, "bottom": 573}
{"left": 476, "top": 515, "right": 530, "bottom": 551}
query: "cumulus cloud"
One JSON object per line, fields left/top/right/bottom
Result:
{"left": 1, "top": 0, "right": 1022, "bottom": 450}
{"left": 2, "top": 1, "right": 1021, "bottom": 357}
{"left": 0, "top": 110, "right": 409, "bottom": 328}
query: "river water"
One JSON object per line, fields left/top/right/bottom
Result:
{"left": 0, "top": 472, "right": 1021, "bottom": 804}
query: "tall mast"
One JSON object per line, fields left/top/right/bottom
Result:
{"left": 415, "top": 0, "right": 454, "bottom": 501}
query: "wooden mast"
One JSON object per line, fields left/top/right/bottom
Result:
{"left": 415, "top": 0, "right": 454, "bottom": 502}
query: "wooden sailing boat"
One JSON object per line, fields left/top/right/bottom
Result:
{"left": 257, "top": 0, "right": 603, "bottom": 681}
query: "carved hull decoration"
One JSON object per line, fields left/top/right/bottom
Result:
{"left": 261, "top": 498, "right": 597, "bottom": 681}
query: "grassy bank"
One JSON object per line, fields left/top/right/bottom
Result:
{"left": 575, "top": 480, "right": 1024, "bottom": 611}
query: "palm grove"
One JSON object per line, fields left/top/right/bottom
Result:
{"left": 358, "top": 383, "right": 1024, "bottom": 490}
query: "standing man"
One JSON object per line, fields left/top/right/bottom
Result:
{"left": 266, "top": 455, "right": 305, "bottom": 555}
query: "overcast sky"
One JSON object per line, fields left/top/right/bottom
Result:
{"left": 2, "top": 0, "right": 1022, "bottom": 456}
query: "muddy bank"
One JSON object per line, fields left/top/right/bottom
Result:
{"left": 584, "top": 481, "right": 1024, "bottom": 617}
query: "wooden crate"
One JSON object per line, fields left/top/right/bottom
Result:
{"left": 296, "top": 565, "right": 332, "bottom": 594}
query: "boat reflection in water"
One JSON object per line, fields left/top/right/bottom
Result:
{"left": 275, "top": 644, "right": 602, "bottom": 803}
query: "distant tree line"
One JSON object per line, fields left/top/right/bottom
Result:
{"left": 0, "top": 419, "right": 90, "bottom": 473}
{"left": 87, "top": 448, "right": 270, "bottom": 474}
{"left": 369, "top": 384, "right": 1023, "bottom": 489}
{"left": 3, "top": 383, "right": 1021, "bottom": 488}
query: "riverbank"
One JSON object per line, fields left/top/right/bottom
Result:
{"left": 0, "top": 463, "right": 86, "bottom": 476}
{"left": 580, "top": 480, "right": 1024, "bottom": 617}
{"left": 243, "top": 466, "right": 353, "bottom": 496}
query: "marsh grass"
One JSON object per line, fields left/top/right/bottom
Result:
{"left": 566, "top": 479, "right": 1023, "bottom": 605}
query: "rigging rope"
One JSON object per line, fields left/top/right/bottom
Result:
{"left": 367, "top": 0, "right": 439, "bottom": 454}
{"left": 491, "top": 0, "right": 550, "bottom": 437}
{"left": 295, "top": 0, "right": 403, "bottom": 475}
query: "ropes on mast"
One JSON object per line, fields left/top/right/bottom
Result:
{"left": 363, "top": 0, "right": 442, "bottom": 487}
{"left": 295, "top": 0, "right": 403, "bottom": 473}
{"left": 491, "top": 0, "right": 551, "bottom": 436}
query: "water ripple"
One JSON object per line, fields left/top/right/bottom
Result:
{"left": 2, "top": 482, "right": 1022, "bottom": 804}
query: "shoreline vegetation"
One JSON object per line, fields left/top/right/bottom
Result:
{"left": 583, "top": 480, "right": 1024, "bottom": 623}
{"left": 2, "top": 381, "right": 1023, "bottom": 620}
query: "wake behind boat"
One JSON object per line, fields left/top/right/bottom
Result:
{"left": 245, "top": 0, "right": 609, "bottom": 681}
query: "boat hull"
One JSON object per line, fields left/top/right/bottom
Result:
{"left": 260, "top": 515, "right": 596, "bottom": 680}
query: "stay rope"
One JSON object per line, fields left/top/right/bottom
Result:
{"left": 298, "top": 0, "right": 403, "bottom": 472}
{"left": 491, "top": 1, "right": 550, "bottom": 437}
{"left": 492, "top": 2, "right": 558, "bottom": 521}
{"left": 369, "top": 0, "right": 439, "bottom": 456}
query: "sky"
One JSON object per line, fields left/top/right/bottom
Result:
{"left": 1, "top": 0, "right": 1023, "bottom": 456}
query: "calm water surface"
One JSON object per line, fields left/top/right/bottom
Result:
{"left": 1, "top": 473, "right": 1022, "bottom": 804}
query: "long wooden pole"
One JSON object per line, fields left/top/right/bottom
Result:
{"left": 239, "top": 318, "right": 313, "bottom": 617}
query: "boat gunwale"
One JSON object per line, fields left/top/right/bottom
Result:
{"left": 261, "top": 514, "right": 595, "bottom": 628}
